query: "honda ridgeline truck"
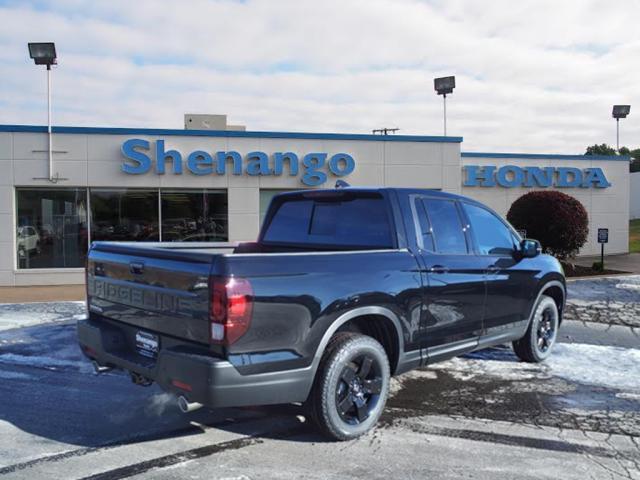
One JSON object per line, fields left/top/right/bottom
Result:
{"left": 78, "top": 187, "right": 565, "bottom": 440}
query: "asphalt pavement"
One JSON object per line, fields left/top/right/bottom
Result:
{"left": 0, "top": 287, "right": 638, "bottom": 479}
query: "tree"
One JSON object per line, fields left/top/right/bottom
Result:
{"left": 619, "top": 146, "right": 631, "bottom": 156}
{"left": 507, "top": 191, "right": 588, "bottom": 260}
{"left": 585, "top": 144, "right": 640, "bottom": 172}
{"left": 585, "top": 144, "right": 617, "bottom": 156}
{"left": 629, "top": 149, "right": 640, "bottom": 173}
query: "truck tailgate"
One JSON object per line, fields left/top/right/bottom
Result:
{"left": 87, "top": 242, "right": 225, "bottom": 344}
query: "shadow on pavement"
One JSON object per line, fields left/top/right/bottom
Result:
{"left": 1, "top": 319, "right": 638, "bottom": 456}
{"left": 0, "top": 321, "right": 325, "bottom": 451}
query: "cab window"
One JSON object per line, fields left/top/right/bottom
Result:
{"left": 463, "top": 203, "right": 517, "bottom": 255}
{"left": 422, "top": 198, "right": 468, "bottom": 254}
{"left": 413, "top": 199, "right": 435, "bottom": 252}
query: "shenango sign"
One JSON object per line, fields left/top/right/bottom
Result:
{"left": 121, "top": 139, "right": 355, "bottom": 186}
{"left": 464, "top": 165, "right": 611, "bottom": 188}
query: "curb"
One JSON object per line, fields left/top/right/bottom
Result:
{"left": 566, "top": 273, "right": 640, "bottom": 281}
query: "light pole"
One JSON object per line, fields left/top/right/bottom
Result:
{"left": 28, "top": 42, "right": 57, "bottom": 182}
{"left": 434, "top": 76, "right": 455, "bottom": 136}
{"left": 612, "top": 105, "right": 630, "bottom": 151}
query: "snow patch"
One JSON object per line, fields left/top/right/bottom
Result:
{"left": 434, "top": 343, "right": 640, "bottom": 394}
{"left": 547, "top": 343, "right": 640, "bottom": 393}
{"left": 0, "top": 301, "right": 87, "bottom": 331}
{"left": 0, "top": 301, "right": 85, "bottom": 307}
{"left": 159, "top": 460, "right": 195, "bottom": 471}
{"left": 0, "top": 312, "right": 62, "bottom": 326}
{"left": 616, "top": 392, "right": 640, "bottom": 401}
{"left": 0, "top": 370, "right": 33, "bottom": 380}
{"left": 565, "top": 298, "right": 593, "bottom": 307}
{"left": 442, "top": 356, "right": 547, "bottom": 382}
{"left": 616, "top": 282, "right": 640, "bottom": 291}
{"left": 438, "top": 348, "right": 548, "bottom": 382}
{"left": 0, "top": 353, "right": 93, "bottom": 373}
{"left": 390, "top": 369, "right": 438, "bottom": 396}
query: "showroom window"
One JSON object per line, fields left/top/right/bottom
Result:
{"left": 16, "top": 188, "right": 88, "bottom": 269}
{"left": 90, "top": 189, "right": 159, "bottom": 242}
{"left": 16, "top": 188, "right": 229, "bottom": 270}
{"left": 161, "top": 190, "right": 228, "bottom": 242}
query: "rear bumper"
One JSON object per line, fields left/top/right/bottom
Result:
{"left": 77, "top": 318, "right": 313, "bottom": 408}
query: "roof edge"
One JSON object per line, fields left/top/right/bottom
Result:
{"left": 0, "top": 124, "right": 463, "bottom": 143}
{"left": 462, "top": 151, "right": 630, "bottom": 161}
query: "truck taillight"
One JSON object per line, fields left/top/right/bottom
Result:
{"left": 210, "top": 277, "right": 253, "bottom": 345}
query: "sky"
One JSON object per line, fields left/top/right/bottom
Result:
{"left": 0, "top": 0, "right": 638, "bottom": 153}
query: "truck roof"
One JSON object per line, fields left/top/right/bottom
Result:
{"left": 274, "top": 187, "right": 469, "bottom": 202}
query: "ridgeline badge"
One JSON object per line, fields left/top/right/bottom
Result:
{"left": 463, "top": 165, "right": 611, "bottom": 188}
{"left": 120, "top": 138, "right": 355, "bottom": 187}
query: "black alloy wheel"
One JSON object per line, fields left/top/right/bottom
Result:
{"left": 536, "top": 308, "right": 556, "bottom": 353}
{"left": 513, "top": 294, "right": 559, "bottom": 363}
{"left": 308, "top": 332, "right": 390, "bottom": 441}
{"left": 335, "top": 354, "right": 383, "bottom": 424}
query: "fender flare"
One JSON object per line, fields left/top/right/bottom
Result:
{"left": 530, "top": 279, "right": 566, "bottom": 323}
{"left": 308, "top": 306, "right": 405, "bottom": 381}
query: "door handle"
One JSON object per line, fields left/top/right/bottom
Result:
{"left": 487, "top": 264, "right": 500, "bottom": 273}
{"left": 429, "top": 265, "right": 450, "bottom": 274}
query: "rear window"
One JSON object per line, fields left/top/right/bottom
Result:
{"left": 262, "top": 195, "right": 394, "bottom": 248}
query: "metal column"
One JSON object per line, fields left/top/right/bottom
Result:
{"left": 47, "top": 64, "right": 53, "bottom": 182}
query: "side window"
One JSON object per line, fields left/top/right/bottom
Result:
{"left": 422, "top": 198, "right": 468, "bottom": 254}
{"left": 413, "top": 199, "right": 435, "bottom": 251}
{"left": 463, "top": 203, "right": 517, "bottom": 255}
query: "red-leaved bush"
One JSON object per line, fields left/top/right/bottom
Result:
{"left": 507, "top": 191, "right": 589, "bottom": 259}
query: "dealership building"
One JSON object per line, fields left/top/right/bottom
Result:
{"left": 0, "top": 119, "right": 630, "bottom": 286}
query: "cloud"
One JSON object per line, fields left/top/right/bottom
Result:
{"left": 0, "top": 0, "right": 638, "bottom": 153}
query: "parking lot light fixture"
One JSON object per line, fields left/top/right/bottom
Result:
{"left": 28, "top": 42, "right": 57, "bottom": 67}
{"left": 612, "top": 105, "right": 631, "bottom": 151}
{"left": 434, "top": 76, "right": 455, "bottom": 136}
{"left": 28, "top": 42, "right": 58, "bottom": 182}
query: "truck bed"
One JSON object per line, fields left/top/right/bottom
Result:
{"left": 87, "top": 242, "right": 227, "bottom": 344}
{"left": 87, "top": 240, "right": 408, "bottom": 348}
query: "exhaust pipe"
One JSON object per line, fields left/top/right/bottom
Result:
{"left": 178, "top": 395, "right": 203, "bottom": 413}
{"left": 92, "top": 360, "right": 112, "bottom": 374}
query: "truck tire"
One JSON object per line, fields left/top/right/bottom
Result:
{"left": 512, "top": 295, "right": 559, "bottom": 363}
{"left": 307, "top": 332, "right": 390, "bottom": 441}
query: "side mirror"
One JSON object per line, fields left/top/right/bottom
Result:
{"left": 520, "top": 238, "right": 541, "bottom": 258}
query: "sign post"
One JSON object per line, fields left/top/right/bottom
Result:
{"left": 597, "top": 228, "right": 609, "bottom": 269}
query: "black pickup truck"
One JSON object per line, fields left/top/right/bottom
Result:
{"left": 78, "top": 187, "right": 565, "bottom": 440}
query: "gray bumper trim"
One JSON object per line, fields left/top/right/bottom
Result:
{"left": 77, "top": 319, "right": 314, "bottom": 408}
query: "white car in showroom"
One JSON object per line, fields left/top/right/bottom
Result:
{"left": 17, "top": 226, "right": 41, "bottom": 257}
